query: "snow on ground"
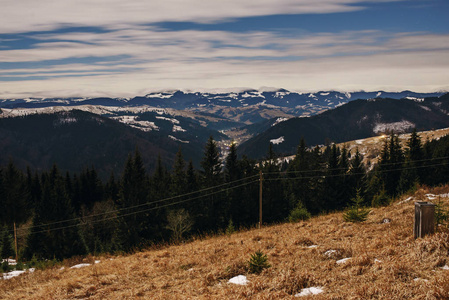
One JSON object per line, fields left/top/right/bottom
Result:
{"left": 272, "top": 117, "right": 288, "bottom": 127}
{"left": 70, "top": 263, "right": 91, "bottom": 269}
{"left": 112, "top": 115, "right": 159, "bottom": 132}
{"left": 172, "top": 125, "right": 186, "bottom": 132}
{"left": 168, "top": 135, "right": 189, "bottom": 143}
{"left": 440, "top": 265, "right": 449, "bottom": 270}
{"left": 270, "top": 136, "right": 285, "bottom": 145}
{"left": 324, "top": 250, "right": 337, "bottom": 258}
{"left": 336, "top": 258, "right": 351, "bottom": 264}
{"left": 406, "top": 97, "right": 424, "bottom": 102}
{"left": 1, "top": 259, "right": 17, "bottom": 265}
{"left": 2, "top": 268, "right": 35, "bottom": 280}
{"left": 155, "top": 116, "right": 180, "bottom": 124}
{"left": 373, "top": 120, "right": 415, "bottom": 134}
{"left": 228, "top": 275, "right": 249, "bottom": 285}
{"left": 295, "top": 287, "right": 324, "bottom": 297}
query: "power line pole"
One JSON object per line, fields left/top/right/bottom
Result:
{"left": 14, "top": 222, "right": 18, "bottom": 261}
{"left": 259, "top": 169, "right": 263, "bottom": 229}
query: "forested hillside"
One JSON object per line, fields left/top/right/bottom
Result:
{"left": 239, "top": 93, "right": 449, "bottom": 158}
{"left": 1, "top": 130, "right": 449, "bottom": 261}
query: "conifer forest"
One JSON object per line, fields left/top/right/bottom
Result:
{"left": 1, "top": 130, "right": 449, "bottom": 261}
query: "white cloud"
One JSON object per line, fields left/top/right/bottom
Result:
{"left": 0, "top": 0, "right": 399, "bottom": 34}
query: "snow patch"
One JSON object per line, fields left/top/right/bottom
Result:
{"left": 270, "top": 136, "right": 285, "bottom": 145}
{"left": 146, "top": 92, "right": 173, "bottom": 99}
{"left": 169, "top": 135, "right": 189, "bottom": 143}
{"left": 320, "top": 92, "right": 330, "bottom": 96}
{"left": 419, "top": 105, "right": 431, "bottom": 111}
{"left": 156, "top": 116, "right": 180, "bottom": 124}
{"left": 2, "top": 268, "right": 35, "bottom": 280}
{"left": 406, "top": 97, "right": 424, "bottom": 102}
{"left": 272, "top": 117, "right": 288, "bottom": 127}
{"left": 295, "top": 287, "right": 324, "bottom": 297}
{"left": 70, "top": 263, "right": 91, "bottom": 269}
{"left": 373, "top": 120, "right": 415, "bottom": 134}
{"left": 228, "top": 275, "right": 249, "bottom": 285}
{"left": 172, "top": 125, "right": 186, "bottom": 132}
{"left": 441, "top": 265, "right": 449, "bottom": 270}
{"left": 336, "top": 258, "right": 351, "bottom": 264}
{"left": 376, "top": 92, "right": 382, "bottom": 97}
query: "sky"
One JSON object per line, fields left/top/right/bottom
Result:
{"left": 0, "top": 0, "right": 448, "bottom": 98}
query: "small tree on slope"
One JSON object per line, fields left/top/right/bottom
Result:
{"left": 343, "top": 189, "right": 370, "bottom": 223}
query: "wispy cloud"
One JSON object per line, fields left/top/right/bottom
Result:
{"left": 1, "top": 0, "right": 446, "bottom": 98}
{"left": 0, "top": 0, "right": 401, "bottom": 34}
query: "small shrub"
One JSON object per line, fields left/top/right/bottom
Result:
{"left": 288, "top": 206, "right": 311, "bottom": 222}
{"left": 226, "top": 219, "right": 235, "bottom": 235}
{"left": 344, "top": 190, "right": 370, "bottom": 223}
{"left": 435, "top": 197, "right": 449, "bottom": 228}
{"left": 1, "top": 260, "right": 11, "bottom": 273}
{"left": 248, "top": 250, "right": 271, "bottom": 274}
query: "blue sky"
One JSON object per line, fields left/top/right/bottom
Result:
{"left": 0, "top": 0, "right": 448, "bottom": 98}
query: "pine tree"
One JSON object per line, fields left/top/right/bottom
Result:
{"left": 117, "top": 149, "right": 150, "bottom": 250}
{"left": 224, "top": 143, "right": 241, "bottom": 225}
{"left": 198, "top": 136, "right": 224, "bottom": 231}
{"left": 26, "top": 165, "right": 86, "bottom": 260}
{"left": 171, "top": 148, "right": 187, "bottom": 197}
{"left": 0, "top": 226, "right": 15, "bottom": 259}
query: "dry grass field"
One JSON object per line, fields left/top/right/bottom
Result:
{"left": 2, "top": 186, "right": 449, "bottom": 299}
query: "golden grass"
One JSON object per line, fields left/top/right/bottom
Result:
{"left": 2, "top": 186, "right": 449, "bottom": 299}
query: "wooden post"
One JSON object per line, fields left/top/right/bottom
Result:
{"left": 259, "top": 169, "right": 263, "bottom": 229}
{"left": 414, "top": 202, "right": 435, "bottom": 239}
{"left": 14, "top": 222, "right": 18, "bottom": 261}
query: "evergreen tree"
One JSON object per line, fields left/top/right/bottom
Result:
{"left": 0, "top": 226, "right": 14, "bottom": 258}
{"left": 261, "top": 143, "right": 288, "bottom": 223}
{"left": 117, "top": 149, "right": 151, "bottom": 250}
{"left": 105, "top": 172, "right": 119, "bottom": 202}
{"left": 198, "top": 136, "right": 224, "bottom": 231}
{"left": 224, "top": 143, "right": 241, "bottom": 225}
{"left": 171, "top": 148, "right": 187, "bottom": 197}
{"left": 25, "top": 165, "right": 86, "bottom": 260}
{"left": 348, "top": 148, "right": 366, "bottom": 201}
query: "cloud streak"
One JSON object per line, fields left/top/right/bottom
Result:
{"left": 0, "top": 0, "right": 400, "bottom": 34}
{"left": 0, "top": 0, "right": 446, "bottom": 98}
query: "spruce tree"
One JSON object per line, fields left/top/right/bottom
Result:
{"left": 117, "top": 149, "right": 150, "bottom": 249}
{"left": 198, "top": 136, "right": 224, "bottom": 231}
{"left": 171, "top": 148, "right": 187, "bottom": 197}
{"left": 26, "top": 165, "right": 86, "bottom": 260}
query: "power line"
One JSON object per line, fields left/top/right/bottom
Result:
{"left": 262, "top": 155, "right": 449, "bottom": 176}
{"left": 11, "top": 174, "right": 259, "bottom": 234}
{"left": 16, "top": 179, "right": 259, "bottom": 237}
{"left": 264, "top": 160, "right": 449, "bottom": 182}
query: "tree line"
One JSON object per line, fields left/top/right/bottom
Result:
{"left": 1, "top": 130, "right": 449, "bottom": 261}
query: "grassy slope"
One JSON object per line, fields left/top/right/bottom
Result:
{"left": 2, "top": 187, "right": 449, "bottom": 299}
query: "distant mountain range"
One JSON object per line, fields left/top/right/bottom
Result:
{"left": 238, "top": 93, "right": 449, "bottom": 158}
{"left": 0, "top": 89, "right": 447, "bottom": 175}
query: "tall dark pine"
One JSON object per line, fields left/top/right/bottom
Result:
{"left": 171, "top": 148, "right": 187, "bottom": 197}
{"left": 1, "top": 161, "right": 29, "bottom": 228}
{"left": 224, "top": 143, "right": 241, "bottom": 226}
{"left": 26, "top": 165, "right": 86, "bottom": 260}
{"left": 398, "top": 129, "right": 423, "bottom": 193}
{"left": 198, "top": 136, "right": 223, "bottom": 231}
{"left": 117, "top": 149, "right": 150, "bottom": 250}
{"left": 261, "top": 143, "right": 288, "bottom": 223}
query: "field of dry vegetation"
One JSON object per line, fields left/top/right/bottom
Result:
{"left": 2, "top": 185, "right": 449, "bottom": 299}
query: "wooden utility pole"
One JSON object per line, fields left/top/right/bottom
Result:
{"left": 14, "top": 222, "right": 18, "bottom": 261}
{"left": 259, "top": 169, "right": 263, "bottom": 229}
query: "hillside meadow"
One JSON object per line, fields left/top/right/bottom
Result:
{"left": 2, "top": 185, "right": 449, "bottom": 299}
